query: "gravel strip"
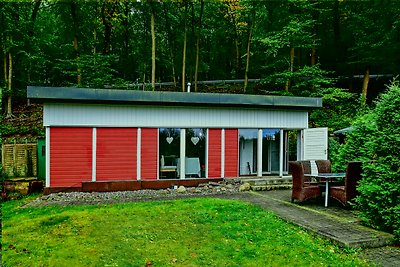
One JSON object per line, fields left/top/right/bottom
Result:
{"left": 23, "top": 182, "right": 242, "bottom": 208}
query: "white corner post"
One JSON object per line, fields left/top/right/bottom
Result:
{"left": 205, "top": 129, "right": 209, "bottom": 178}
{"left": 137, "top": 128, "right": 141, "bottom": 180}
{"left": 279, "top": 129, "right": 284, "bottom": 177}
{"left": 92, "top": 128, "right": 97, "bottom": 182}
{"left": 297, "top": 130, "right": 302, "bottom": 161}
{"left": 45, "top": 127, "right": 50, "bottom": 187}
{"left": 221, "top": 129, "right": 225, "bottom": 178}
{"left": 180, "top": 128, "right": 186, "bottom": 179}
{"left": 187, "top": 82, "right": 191, "bottom": 92}
{"left": 257, "top": 129, "right": 263, "bottom": 177}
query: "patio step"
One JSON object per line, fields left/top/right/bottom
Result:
{"left": 236, "top": 176, "right": 293, "bottom": 191}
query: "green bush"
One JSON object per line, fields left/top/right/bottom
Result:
{"left": 336, "top": 81, "right": 400, "bottom": 241}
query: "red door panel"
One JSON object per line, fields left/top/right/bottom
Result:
{"left": 141, "top": 128, "right": 158, "bottom": 180}
{"left": 97, "top": 128, "right": 137, "bottom": 181}
{"left": 224, "top": 129, "right": 239, "bottom": 177}
{"left": 50, "top": 127, "right": 92, "bottom": 187}
{"left": 208, "top": 129, "right": 222, "bottom": 178}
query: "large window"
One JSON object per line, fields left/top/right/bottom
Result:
{"left": 185, "top": 128, "right": 206, "bottom": 178}
{"left": 239, "top": 128, "right": 288, "bottom": 176}
{"left": 262, "top": 129, "right": 280, "bottom": 174}
{"left": 239, "top": 129, "right": 258, "bottom": 175}
{"left": 159, "top": 128, "right": 180, "bottom": 179}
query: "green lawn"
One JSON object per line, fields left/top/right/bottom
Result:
{"left": 2, "top": 196, "right": 369, "bottom": 267}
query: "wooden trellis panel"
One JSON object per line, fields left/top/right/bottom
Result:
{"left": 1, "top": 143, "right": 37, "bottom": 177}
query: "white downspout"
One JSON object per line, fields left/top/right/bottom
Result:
{"left": 279, "top": 130, "right": 284, "bottom": 177}
{"left": 257, "top": 129, "right": 263, "bottom": 177}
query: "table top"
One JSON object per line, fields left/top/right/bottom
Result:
{"left": 305, "top": 173, "right": 345, "bottom": 178}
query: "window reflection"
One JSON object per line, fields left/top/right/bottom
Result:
{"left": 185, "top": 128, "right": 206, "bottom": 178}
{"left": 159, "top": 128, "right": 180, "bottom": 179}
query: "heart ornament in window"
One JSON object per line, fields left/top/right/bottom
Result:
{"left": 191, "top": 137, "right": 200, "bottom": 145}
{"left": 166, "top": 137, "right": 173, "bottom": 144}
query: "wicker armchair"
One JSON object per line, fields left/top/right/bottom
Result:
{"left": 290, "top": 161, "right": 322, "bottom": 203}
{"left": 329, "top": 161, "right": 362, "bottom": 207}
{"left": 315, "top": 160, "right": 331, "bottom": 174}
{"left": 298, "top": 160, "right": 311, "bottom": 174}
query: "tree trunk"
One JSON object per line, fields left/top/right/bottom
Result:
{"left": 310, "top": 47, "right": 317, "bottom": 91}
{"left": 311, "top": 47, "right": 316, "bottom": 66}
{"left": 182, "top": 3, "right": 187, "bottom": 92}
{"left": 235, "top": 37, "right": 240, "bottom": 79}
{"left": 123, "top": 1, "right": 129, "bottom": 67}
{"left": 71, "top": 1, "right": 81, "bottom": 86}
{"left": 151, "top": 8, "right": 156, "bottom": 91}
{"left": 230, "top": 13, "right": 240, "bottom": 79}
{"left": 3, "top": 52, "right": 6, "bottom": 85}
{"left": 93, "top": 22, "right": 97, "bottom": 62}
{"left": 361, "top": 67, "right": 370, "bottom": 105}
{"left": 194, "top": 37, "right": 200, "bottom": 92}
{"left": 29, "top": 0, "right": 41, "bottom": 38}
{"left": 285, "top": 47, "right": 295, "bottom": 91}
{"left": 194, "top": 0, "right": 204, "bottom": 92}
{"left": 311, "top": 0, "right": 319, "bottom": 68}
{"left": 182, "top": 28, "right": 187, "bottom": 92}
{"left": 27, "top": 0, "right": 41, "bottom": 83}
{"left": 102, "top": 2, "right": 115, "bottom": 54}
{"left": 6, "top": 36, "right": 13, "bottom": 118}
{"left": 244, "top": 8, "right": 255, "bottom": 93}
{"left": 333, "top": 0, "right": 340, "bottom": 71}
{"left": 163, "top": 3, "right": 176, "bottom": 86}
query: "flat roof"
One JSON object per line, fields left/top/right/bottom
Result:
{"left": 27, "top": 86, "right": 322, "bottom": 109}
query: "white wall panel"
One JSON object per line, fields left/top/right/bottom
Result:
{"left": 44, "top": 103, "right": 309, "bottom": 129}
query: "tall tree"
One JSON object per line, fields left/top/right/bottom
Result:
{"left": 343, "top": 0, "right": 400, "bottom": 104}
{"left": 150, "top": 2, "right": 156, "bottom": 90}
{"left": 224, "top": 0, "right": 244, "bottom": 79}
{"left": 181, "top": 1, "right": 188, "bottom": 92}
{"left": 244, "top": 2, "right": 256, "bottom": 93}
{"left": 5, "top": 35, "right": 12, "bottom": 118}
{"left": 101, "top": 0, "right": 117, "bottom": 55}
{"left": 162, "top": 3, "right": 177, "bottom": 86}
{"left": 194, "top": 0, "right": 204, "bottom": 92}
{"left": 70, "top": 0, "right": 81, "bottom": 86}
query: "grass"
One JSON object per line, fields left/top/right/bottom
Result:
{"left": 2, "top": 196, "right": 369, "bottom": 267}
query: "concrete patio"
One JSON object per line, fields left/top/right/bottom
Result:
{"left": 224, "top": 189, "right": 400, "bottom": 267}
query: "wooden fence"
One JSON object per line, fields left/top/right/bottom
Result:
{"left": 1, "top": 143, "right": 37, "bottom": 177}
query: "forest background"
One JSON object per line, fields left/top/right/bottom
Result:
{"left": 1, "top": 0, "right": 400, "bottom": 141}
{"left": 1, "top": 0, "right": 400, "bottom": 241}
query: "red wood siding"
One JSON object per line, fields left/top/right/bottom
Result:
{"left": 96, "top": 128, "right": 137, "bottom": 181}
{"left": 224, "top": 129, "right": 239, "bottom": 177}
{"left": 208, "top": 129, "right": 222, "bottom": 178}
{"left": 141, "top": 128, "right": 158, "bottom": 180}
{"left": 50, "top": 127, "right": 92, "bottom": 187}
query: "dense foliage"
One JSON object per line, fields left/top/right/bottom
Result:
{"left": 2, "top": 1, "right": 400, "bottom": 102}
{"left": 335, "top": 82, "right": 400, "bottom": 241}
{"left": 6, "top": 0, "right": 395, "bottom": 138}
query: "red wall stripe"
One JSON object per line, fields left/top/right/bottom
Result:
{"left": 224, "top": 129, "right": 239, "bottom": 177}
{"left": 96, "top": 128, "right": 137, "bottom": 181}
{"left": 208, "top": 129, "right": 222, "bottom": 178}
{"left": 50, "top": 127, "right": 92, "bottom": 187}
{"left": 141, "top": 128, "right": 158, "bottom": 180}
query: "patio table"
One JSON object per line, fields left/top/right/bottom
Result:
{"left": 305, "top": 173, "right": 345, "bottom": 207}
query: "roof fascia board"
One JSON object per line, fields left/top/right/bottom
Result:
{"left": 27, "top": 86, "right": 322, "bottom": 109}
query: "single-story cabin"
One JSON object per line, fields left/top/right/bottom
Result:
{"left": 27, "top": 86, "right": 324, "bottom": 193}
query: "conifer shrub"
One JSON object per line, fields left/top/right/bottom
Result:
{"left": 336, "top": 81, "right": 400, "bottom": 241}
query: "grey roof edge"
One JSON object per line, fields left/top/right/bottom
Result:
{"left": 27, "top": 86, "right": 322, "bottom": 109}
{"left": 333, "top": 127, "right": 353, "bottom": 135}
